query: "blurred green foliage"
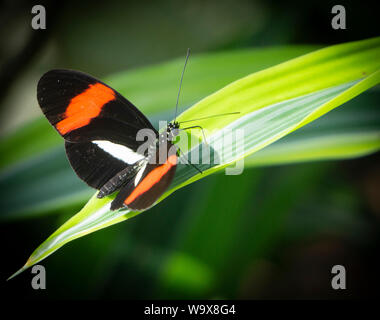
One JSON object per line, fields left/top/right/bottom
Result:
{"left": 0, "top": 0, "right": 379, "bottom": 299}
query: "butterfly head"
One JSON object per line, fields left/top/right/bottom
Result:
{"left": 167, "top": 121, "right": 180, "bottom": 141}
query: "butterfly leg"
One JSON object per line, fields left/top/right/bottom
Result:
{"left": 177, "top": 147, "right": 203, "bottom": 174}
{"left": 180, "top": 125, "right": 208, "bottom": 145}
{"left": 180, "top": 125, "right": 213, "bottom": 170}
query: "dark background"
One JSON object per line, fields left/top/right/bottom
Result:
{"left": 0, "top": 0, "right": 379, "bottom": 299}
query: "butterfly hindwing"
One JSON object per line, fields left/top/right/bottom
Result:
{"left": 111, "top": 146, "right": 178, "bottom": 211}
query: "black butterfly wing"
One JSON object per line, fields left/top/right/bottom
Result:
{"left": 64, "top": 141, "right": 139, "bottom": 190}
{"left": 37, "top": 69, "right": 157, "bottom": 145}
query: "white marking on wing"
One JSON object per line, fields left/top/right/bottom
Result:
{"left": 134, "top": 162, "right": 147, "bottom": 186}
{"left": 93, "top": 140, "right": 144, "bottom": 164}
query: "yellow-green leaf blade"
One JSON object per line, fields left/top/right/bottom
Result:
{"left": 10, "top": 37, "right": 380, "bottom": 278}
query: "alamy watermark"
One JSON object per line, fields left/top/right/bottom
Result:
{"left": 135, "top": 122, "right": 245, "bottom": 175}
{"left": 31, "top": 265, "right": 46, "bottom": 290}
{"left": 331, "top": 264, "right": 346, "bottom": 290}
{"left": 31, "top": 5, "right": 46, "bottom": 30}
{"left": 331, "top": 5, "right": 346, "bottom": 30}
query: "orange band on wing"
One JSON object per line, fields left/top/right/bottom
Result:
{"left": 56, "top": 83, "right": 115, "bottom": 134}
{"left": 124, "top": 155, "right": 177, "bottom": 205}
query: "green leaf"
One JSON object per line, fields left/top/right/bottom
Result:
{"left": 1, "top": 91, "right": 379, "bottom": 220}
{"left": 247, "top": 89, "right": 380, "bottom": 166}
{"left": 8, "top": 37, "right": 380, "bottom": 279}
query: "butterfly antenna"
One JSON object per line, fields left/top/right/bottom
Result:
{"left": 178, "top": 112, "right": 240, "bottom": 124}
{"left": 174, "top": 48, "right": 191, "bottom": 122}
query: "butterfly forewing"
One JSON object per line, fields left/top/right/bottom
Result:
{"left": 37, "top": 69, "right": 157, "bottom": 145}
{"left": 64, "top": 141, "right": 142, "bottom": 190}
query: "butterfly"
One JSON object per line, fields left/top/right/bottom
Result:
{"left": 37, "top": 68, "right": 183, "bottom": 211}
{"left": 37, "top": 49, "right": 240, "bottom": 211}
